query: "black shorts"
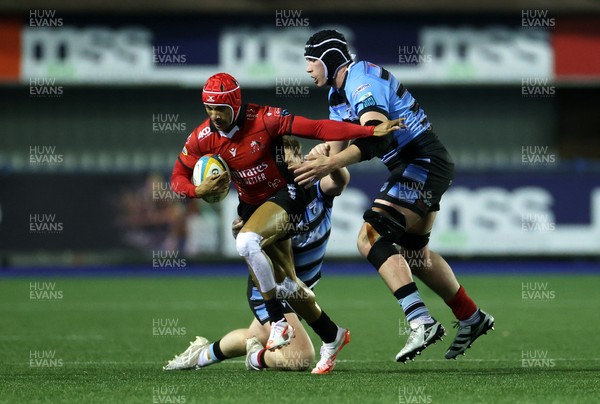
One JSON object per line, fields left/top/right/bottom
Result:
{"left": 377, "top": 131, "right": 455, "bottom": 217}
{"left": 246, "top": 275, "right": 319, "bottom": 325}
{"left": 237, "top": 183, "right": 309, "bottom": 226}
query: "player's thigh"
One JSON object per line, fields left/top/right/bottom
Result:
{"left": 263, "top": 239, "right": 295, "bottom": 282}
{"left": 283, "top": 313, "right": 315, "bottom": 360}
{"left": 406, "top": 211, "right": 437, "bottom": 235}
{"left": 241, "top": 201, "right": 289, "bottom": 246}
{"left": 247, "top": 318, "right": 270, "bottom": 344}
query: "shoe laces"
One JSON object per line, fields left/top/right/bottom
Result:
{"left": 406, "top": 327, "right": 420, "bottom": 345}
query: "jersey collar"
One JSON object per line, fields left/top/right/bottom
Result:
{"left": 210, "top": 104, "right": 247, "bottom": 138}
{"left": 335, "top": 63, "right": 353, "bottom": 103}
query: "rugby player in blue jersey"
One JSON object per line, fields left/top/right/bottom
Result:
{"left": 294, "top": 30, "right": 495, "bottom": 362}
{"left": 164, "top": 137, "right": 351, "bottom": 374}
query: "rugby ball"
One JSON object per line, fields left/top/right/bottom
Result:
{"left": 192, "top": 154, "right": 231, "bottom": 203}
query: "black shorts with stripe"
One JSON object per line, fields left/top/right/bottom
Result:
{"left": 377, "top": 130, "right": 455, "bottom": 217}
{"left": 237, "top": 183, "right": 309, "bottom": 225}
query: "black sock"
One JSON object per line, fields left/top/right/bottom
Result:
{"left": 308, "top": 311, "right": 338, "bottom": 344}
{"left": 264, "top": 298, "right": 285, "bottom": 323}
{"left": 211, "top": 339, "right": 229, "bottom": 361}
{"left": 393, "top": 282, "right": 418, "bottom": 300}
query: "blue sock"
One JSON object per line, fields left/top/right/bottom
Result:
{"left": 393, "top": 282, "right": 431, "bottom": 323}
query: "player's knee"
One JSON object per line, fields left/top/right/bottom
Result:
{"left": 399, "top": 232, "right": 431, "bottom": 251}
{"left": 236, "top": 232, "right": 262, "bottom": 258}
{"left": 362, "top": 203, "right": 407, "bottom": 245}
{"left": 367, "top": 238, "right": 400, "bottom": 271}
{"left": 399, "top": 234, "right": 432, "bottom": 271}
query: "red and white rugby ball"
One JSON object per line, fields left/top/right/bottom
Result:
{"left": 192, "top": 154, "right": 231, "bottom": 203}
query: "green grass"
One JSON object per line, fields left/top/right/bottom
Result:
{"left": 1, "top": 274, "right": 599, "bottom": 403}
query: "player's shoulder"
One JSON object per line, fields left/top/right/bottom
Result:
{"left": 349, "top": 60, "right": 384, "bottom": 78}
{"left": 257, "top": 104, "right": 291, "bottom": 119}
{"left": 347, "top": 61, "right": 390, "bottom": 99}
{"left": 189, "top": 118, "right": 214, "bottom": 144}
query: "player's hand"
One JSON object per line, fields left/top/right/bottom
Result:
{"left": 232, "top": 216, "right": 244, "bottom": 239}
{"left": 291, "top": 154, "right": 333, "bottom": 188}
{"left": 194, "top": 172, "right": 230, "bottom": 198}
{"left": 308, "top": 143, "right": 331, "bottom": 157}
{"left": 372, "top": 118, "right": 405, "bottom": 137}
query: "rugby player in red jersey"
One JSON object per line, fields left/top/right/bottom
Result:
{"left": 171, "top": 73, "right": 401, "bottom": 371}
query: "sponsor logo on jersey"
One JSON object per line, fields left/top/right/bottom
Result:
{"left": 357, "top": 92, "right": 377, "bottom": 109}
{"left": 267, "top": 108, "right": 290, "bottom": 117}
{"left": 197, "top": 126, "right": 211, "bottom": 139}
{"left": 231, "top": 162, "right": 269, "bottom": 179}
{"left": 246, "top": 107, "right": 257, "bottom": 119}
{"left": 268, "top": 179, "right": 282, "bottom": 188}
{"left": 229, "top": 147, "right": 237, "bottom": 157}
{"left": 182, "top": 146, "right": 188, "bottom": 156}
{"left": 352, "top": 83, "right": 371, "bottom": 99}
{"left": 231, "top": 162, "right": 269, "bottom": 186}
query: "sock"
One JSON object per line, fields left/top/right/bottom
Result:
{"left": 393, "top": 282, "right": 431, "bottom": 323}
{"left": 445, "top": 285, "right": 478, "bottom": 321}
{"left": 460, "top": 309, "right": 482, "bottom": 327}
{"left": 197, "top": 340, "right": 229, "bottom": 367}
{"left": 307, "top": 311, "right": 338, "bottom": 344}
{"left": 250, "top": 348, "right": 268, "bottom": 369}
{"left": 264, "top": 298, "right": 285, "bottom": 324}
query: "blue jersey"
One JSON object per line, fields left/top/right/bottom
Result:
{"left": 291, "top": 181, "right": 334, "bottom": 286}
{"left": 328, "top": 61, "right": 431, "bottom": 167}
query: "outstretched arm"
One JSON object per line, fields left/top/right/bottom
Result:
{"left": 289, "top": 116, "right": 401, "bottom": 141}
{"left": 293, "top": 111, "right": 401, "bottom": 187}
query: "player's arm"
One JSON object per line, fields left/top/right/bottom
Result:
{"left": 170, "top": 158, "right": 229, "bottom": 199}
{"left": 288, "top": 115, "right": 401, "bottom": 141}
{"left": 170, "top": 131, "right": 229, "bottom": 199}
{"left": 308, "top": 142, "right": 350, "bottom": 196}
{"left": 350, "top": 111, "right": 396, "bottom": 161}
{"left": 293, "top": 114, "right": 397, "bottom": 187}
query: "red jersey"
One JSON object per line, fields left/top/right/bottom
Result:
{"left": 171, "top": 103, "right": 374, "bottom": 205}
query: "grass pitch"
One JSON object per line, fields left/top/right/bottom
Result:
{"left": 1, "top": 272, "right": 598, "bottom": 403}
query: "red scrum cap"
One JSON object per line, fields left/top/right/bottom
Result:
{"left": 202, "top": 73, "right": 242, "bottom": 124}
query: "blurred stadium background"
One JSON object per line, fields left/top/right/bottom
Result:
{"left": 1, "top": 1, "right": 599, "bottom": 267}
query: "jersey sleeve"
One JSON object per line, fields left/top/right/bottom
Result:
{"left": 348, "top": 73, "right": 391, "bottom": 120}
{"left": 178, "top": 130, "right": 203, "bottom": 170}
{"left": 261, "top": 106, "right": 294, "bottom": 138}
{"left": 261, "top": 105, "right": 374, "bottom": 141}
{"left": 170, "top": 128, "right": 205, "bottom": 198}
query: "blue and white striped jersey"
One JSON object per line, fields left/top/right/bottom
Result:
{"left": 291, "top": 181, "right": 334, "bottom": 286}
{"left": 328, "top": 61, "right": 431, "bottom": 167}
